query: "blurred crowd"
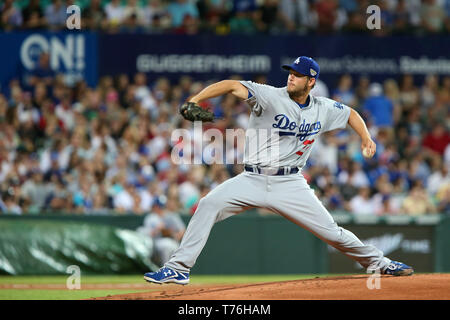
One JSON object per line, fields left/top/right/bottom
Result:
{"left": 309, "top": 73, "right": 449, "bottom": 217}
{"left": 1, "top": 0, "right": 450, "bottom": 35}
{"left": 0, "top": 48, "right": 448, "bottom": 217}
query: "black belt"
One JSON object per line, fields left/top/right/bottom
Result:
{"left": 244, "top": 165, "right": 299, "bottom": 176}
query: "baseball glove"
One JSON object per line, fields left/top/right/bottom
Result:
{"left": 180, "top": 102, "right": 214, "bottom": 122}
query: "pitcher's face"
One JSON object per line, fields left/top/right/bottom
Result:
{"left": 286, "top": 70, "right": 314, "bottom": 98}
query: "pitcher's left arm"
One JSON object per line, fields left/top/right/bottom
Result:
{"left": 348, "top": 108, "right": 376, "bottom": 158}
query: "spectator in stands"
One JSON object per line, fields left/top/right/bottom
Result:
{"left": 254, "top": 0, "right": 282, "bottom": 34}
{"left": 278, "top": 0, "right": 317, "bottom": 32}
{"left": 427, "top": 158, "right": 449, "bottom": 196}
{"left": 340, "top": 0, "right": 358, "bottom": 13}
{"left": 383, "top": 78, "right": 402, "bottom": 124}
{"left": 17, "top": 92, "right": 40, "bottom": 125}
{"left": 55, "top": 92, "right": 76, "bottom": 132}
{"left": 436, "top": 183, "right": 450, "bottom": 215}
{"left": 403, "top": 0, "right": 422, "bottom": 28}
{"left": 72, "top": 175, "right": 95, "bottom": 214}
{"left": 121, "top": 12, "right": 147, "bottom": 33}
{"left": 349, "top": 186, "right": 374, "bottom": 215}
{"left": 90, "top": 189, "right": 109, "bottom": 215}
{"left": 341, "top": 3, "right": 366, "bottom": 34}
{"left": 200, "top": 0, "right": 231, "bottom": 33}
{"left": 372, "top": 181, "right": 398, "bottom": 215}
{"left": 426, "top": 91, "right": 448, "bottom": 127}
{"left": 0, "top": 63, "right": 448, "bottom": 218}
{"left": 337, "top": 160, "right": 370, "bottom": 189}
{"left": 392, "top": 0, "right": 412, "bottom": 34}
{"left": 46, "top": 175, "right": 71, "bottom": 212}
{"left": 321, "top": 183, "right": 345, "bottom": 211}
{"left": 389, "top": 172, "right": 408, "bottom": 206}
{"left": 422, "top": 122, "right": 450, "bottom": 157}
{"left": 44, "top": 0, "right": 67, "bottom": 30}
{"left": 137, "top": 195, "right": 186, "bottom": 266}
{"left": 178, "top": 166, "right": 203, "bottom": 210}
{"left": 376, "top": 194, "right": 396, "bottom": 216}
{"left": 445, "top": 143, "right": 450, "bottom": 170}
{"left": 398, "top": 74, "right": 420, "bottom": 109}
{"left": 399, "top": 107, "right": 422, "bottom": 156}
{"left": 354, "top": 75, "right": 370, "bottom": 107}
{"left": 228, "top": 0, "right": 258, "bottom": 34}
{"left": 207, "top": 163, "right": 230, "bottom": 190}
{"left": 32, "top": 81, "right": 48, "bottom": 111}
{"left": 310, "top": 78, "right": 330, "bottom": 98}
{"left": 173, "top": 13, "right": 200, "bottom": 34}
{"left": 113, "top": 181, "right": 145, "bottom": 214}
{"left": 83, "top": 0, "right": 106, "bottom": 30}
{"left": 315, "top": 0, "right": 338, "bottom": 33}
{"left": 28, "top": 52, "right": 55, "bottom": 88}
{"left": 189, "top": 183, "right": 211, "bottom": 215}
{"left": 401, "top": 181, "right": 437, "bottom": 216}
{"left": 362, "top": 83, "right": 394, "bottom": 129}
{"left": 22, "top": 0, "right": 46, "bottom": 30}
{"left": 332, "top": 74, "right": 357, "bottom": 107}
{"left": 0, "top": 0, "right": 23, "bottom": 31}
{"left": 0, "top": 0, "right": 448, "bottom": 35}
{"left": 167, "top": 0, "right": 199, "bottom": 28}
{"left": 142, "top": 0, "right": 170, "bottom": 32}
{"left": 420, "top": 0, "right": 446, "bottom": 33}
{"left": 377, "top": 0, "right": 395, "bottom": 35}
{"left": 133, "top": 72, "right": 157, "bottom": 115}
{"left": 0, "top": 93, "right": 7, "bottom": 122}
{"left": 420, "top": 74, "right": 439, "bottom": 108}
{"left": 120, "top": 0, "right": 148, "bottom": 33}
{"left": 21, "top": 169, "right": 51, "bottom": 213}
{"left": 1, "top": 190, "right": 22, "bottom": 215}
{"left": 406, "top": 154, "right": 431, "bottom": 187}
{"left": 123, "top": 0, "right": 145, "bottom": 25}
{"left": 440, "top": 76, "right": 450, "bottom": 104}
{"left": 309, "top": 135, "right": 339, "bottom": 174}
{"left": 105, "top": 0, "right": 125, "bottom": 30}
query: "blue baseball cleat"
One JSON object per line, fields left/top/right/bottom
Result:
{"left": 382, "top": 261, "right": 414, "bottom": 276}
{"left": 144, "top": 266, "right": 190, "bottom": 285}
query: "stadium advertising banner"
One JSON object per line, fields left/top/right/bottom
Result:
{"left": 328, "top": 225, "right": 435, "bottom": 273}
{"left": 0, "top": 31, "right": 98, "bottom": 90}
{"left": 2, "top": 33, "right": 448, "bottom": 90}
{"left": 98, "top": 34, "right": 450, "bottom": 88}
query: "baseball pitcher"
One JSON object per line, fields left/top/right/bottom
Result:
{"left": 144, "top": 56, "right": 413, "bottom": 285}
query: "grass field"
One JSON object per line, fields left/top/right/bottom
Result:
{"left": 0, "top": 274, "right": 327, "bottom": 300}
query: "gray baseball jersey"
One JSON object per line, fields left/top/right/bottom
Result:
{"left": 240, "top": 81, "right": 351, "bottom": 168}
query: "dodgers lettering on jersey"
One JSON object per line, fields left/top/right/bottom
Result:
{"left": 272, "top": 116, "right": 322, "bottom": 141}
{"left": 240, "top": 80, "right": 351, "bottom": 169}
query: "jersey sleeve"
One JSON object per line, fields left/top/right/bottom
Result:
{"left": 322, "top": 99, "right": 351, "bottom": 132}
{"left": 239, "top": 80, "right": 270, "bottom": 112}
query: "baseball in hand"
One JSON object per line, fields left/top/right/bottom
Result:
{"left": 362, "top": 148, "right": 372, "bottom": 158}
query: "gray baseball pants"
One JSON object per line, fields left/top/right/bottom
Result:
{"left": 165, "top": 171, "right": 390, "bottom": 273}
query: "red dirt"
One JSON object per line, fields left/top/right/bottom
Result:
{"left": 89, "top": 274, "right": 450, "bottom": 300}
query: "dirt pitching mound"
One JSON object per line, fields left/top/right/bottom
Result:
{"left": 91, "top": 274, "right": 450, "bottom": 300}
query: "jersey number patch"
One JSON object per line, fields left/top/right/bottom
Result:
{"left": 295, "top": 139, "right": 315, "bottom": 157}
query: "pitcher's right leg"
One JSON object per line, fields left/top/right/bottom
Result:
{"left": 145, "top": 172, "right": 267, "bottom": 284}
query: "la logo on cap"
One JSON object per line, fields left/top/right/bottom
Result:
{"left": 294, "top": 57, "right": 301, "bottom": 64}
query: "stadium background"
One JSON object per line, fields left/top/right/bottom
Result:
{"left": 0, "top": 0, "right": 449, "bottom": 278}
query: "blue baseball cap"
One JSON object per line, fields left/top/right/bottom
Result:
{"left": 282, "top": 56, "right": 320, "bottom": 79}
